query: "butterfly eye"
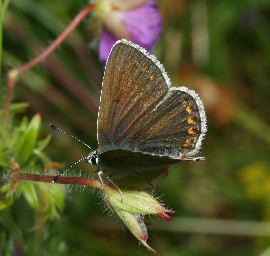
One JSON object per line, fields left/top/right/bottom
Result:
{"left": 87, "top": 154, "right": 98, "bottom": 165}
{"left": 92, "top": 155, "right": 99, "bottom": 165}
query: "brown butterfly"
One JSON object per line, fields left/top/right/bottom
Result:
{"left": 84, "top": 39, "right": 207, "bottom": 189}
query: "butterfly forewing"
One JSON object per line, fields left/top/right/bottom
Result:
{"left": 98, "top": 41, "right": 169, "bottom": 145}
{"left": 98, "top": 40, "right": 206, "bottom": 160}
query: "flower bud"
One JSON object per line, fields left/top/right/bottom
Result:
{"left": 104, "top": 185, "right": 173, "bottom": 215}
{"left": 103, "top": 184, "right": 174, "bottom": 252}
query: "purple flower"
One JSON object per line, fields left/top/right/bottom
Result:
{"left": 96, "top": 0, "right": 162, "bottom": 62}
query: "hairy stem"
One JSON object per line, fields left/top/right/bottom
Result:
{"left": 10, "top": 171, "right": 103, "bottom": 190}
{"left": 16, "top": 4, "right": 96, "bottom": 74}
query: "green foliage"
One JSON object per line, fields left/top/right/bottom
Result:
{"left": 13, "top": 114, "right": 40, "bottom": 165}
{"left": 0, "top": 104, "right": 65, "bottom": 254}
{"left": 0, "top": 110, "right": 47, "bottom": 168}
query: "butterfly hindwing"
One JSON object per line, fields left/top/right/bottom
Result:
{"left": 98, "top": 148, "right": 177, "bottom": 188}
{"left": 127, "top": 87, "right": 206, "bottom": 158}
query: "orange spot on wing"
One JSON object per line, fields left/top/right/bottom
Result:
{"left": 135, "top": 61, "right": 140, "bottom": 66}
{"left": 183, "top": 139, "right": 190, "bottom": 147}
{"left": 188, "top": 128, "right": 196, "bottom": 135}
{"left": 187, "top": 117, "right": 195, "bottom": 124}
{"left": 149, "top": 74, "right": 155, "bottom": 80}
{"left": 181, "top": 100, "right": 187, "bottom": 105}
{"left": 186, "top": 106, "right": 192, "bottom": 114}
{"left": 141, "top": 67, "right": 147, "bottom": 72}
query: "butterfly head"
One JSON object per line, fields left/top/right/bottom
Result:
{"left": 86, "top": 150, "right": 99, "bottom": 166}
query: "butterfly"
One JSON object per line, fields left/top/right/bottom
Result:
{"left": 83, "top": 39, "right": 207, "bottom": 190}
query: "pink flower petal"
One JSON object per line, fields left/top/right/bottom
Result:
{"left": 116, "top": 0, "right": 162, "bottom": 51}
{"left": 98, "top": 30, "right": 117, "bottom": 63}
{"left": 157, "top": 212, "right": 173, "bottom": 222}
{"left": 98, "top": 0, "right": 162, "bottom": 62}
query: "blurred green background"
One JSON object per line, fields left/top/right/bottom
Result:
{"left": 1, "top": 0, "right": 270, "bottom": 255}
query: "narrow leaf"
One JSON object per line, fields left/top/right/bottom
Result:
{"left": 14, "top": 114, "right": 41, "bottom": 165}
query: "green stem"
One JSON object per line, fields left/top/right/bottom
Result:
{"left": 2, "top": 0, "right": 10, "bottom": 15}
{"left": 16, "top": 3, "right": 96, "bottom": 74}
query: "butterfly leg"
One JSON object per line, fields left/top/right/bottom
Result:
{"left": 106, "top": 175, "right": 124, "bottom": 203}
{"left": 97, "top": 170, "right": 123, "bottom": 202}
{"left": 97, "top": 169, "right": 105, "bottom": 192}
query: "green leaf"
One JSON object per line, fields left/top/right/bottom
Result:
{"left": 0, "top": 184, "right": 13, "bottom": 210}
{"left": 10, "top": 117, "right": 28, "bottom": 150}
{"left": 36, "top": 134, "right": 51, "bottom": 151}
{"left": 0, "top": 183, "right": 10, "bottom": 194}
{"left": 259, "top": 246, "right": 270, "bottom": 256}
{"left": 18, "top": 116, "right": 28, "bottom": 130}
{"left": 0, "top": 151, "right": 10, "bottom": 167}
{"left": 0, "top": 102, "right": 29, "bottom": 116}
{"left": 0, "top": 194, "right": 13, "bottom": 210}
{"left": 14, "top": 114, "right": 41, "bottom": 165}
{"left": 33, "top": 149, "right": 51, "bottom": 168}
{"left": 37, "top": 183, "right": 65, "bottom": 219}
{"left": 0, "top": 126, "right": 9, "bottom": 148}
{"left": 16, "top": 181, "right": 38, "bottom": 209}
{"left": 0, "top": 209, "right": 25, "bottom": 248}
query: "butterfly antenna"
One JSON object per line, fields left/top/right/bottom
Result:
{"left": 50, "top": 124, "right": 92, "bottom": 150}
{"left": 52, "top": 156, "right": 88, "bottom": 182}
